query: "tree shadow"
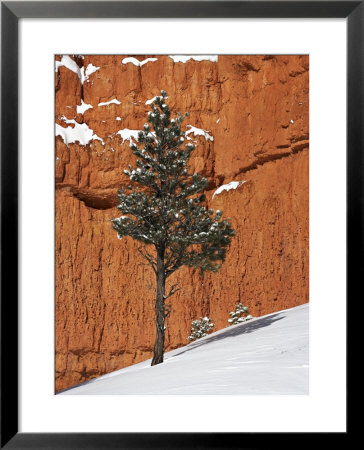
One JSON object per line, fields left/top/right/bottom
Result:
{"left": 59, "top": 313, "right": 286, "bottom": 394}
{"left": 170, "top": 313, "right": 285, "bottom": 359}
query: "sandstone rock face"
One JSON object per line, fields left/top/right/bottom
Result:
{"left": 55, "top": 55, "right": 309, "bottom": 392}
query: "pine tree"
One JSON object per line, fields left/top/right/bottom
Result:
{"left": 188, "top": 317, "right": 215, "bottom": 342}
{"left": 112, "top": 90, "right": 235, "bottom": 366}
{"left": 228, "top": 303, "right": 253, "bottom": 325}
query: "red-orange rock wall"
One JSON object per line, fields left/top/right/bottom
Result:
{"left": 55, "top": 55, "right": 309, "bottom": 392}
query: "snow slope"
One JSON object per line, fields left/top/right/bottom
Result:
{"left": 60, "top": 303, "right": 309, "bottom": 395}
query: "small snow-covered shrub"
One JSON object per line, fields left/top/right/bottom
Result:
{"left": 228, "top": 303, "right": 253, "bottom": 325}
{"left": 188, "top": 317, "right": 214, "bottom": 342}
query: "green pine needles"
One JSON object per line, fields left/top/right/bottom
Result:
{"left": 228, "top": 303, "right": 253, "bottom": 325}
{"left": 112, "top": 90, "right": 235, "bottom": 366}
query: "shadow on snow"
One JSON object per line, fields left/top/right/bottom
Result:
{"left": 58, "top": 313, "right": 286, "bottom": 394}
{"left": 170, "top": 313, "right": 285, "bottom": 359}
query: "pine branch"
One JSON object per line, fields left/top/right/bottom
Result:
{"left": 164, "top": 304, "right": 172, "bottom": 319}
{"left": 136, "top": 246, "right": 157, "bottom": 274}
{"left": 165, "top": 257, "right": 183, "bottom": 278}
{"left": 164, "top": 282, "right": 181, "bottom": 300}
{"left": 164, "top": 247, "right": 184, "bottom": 272}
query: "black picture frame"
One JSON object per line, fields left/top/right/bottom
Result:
{"left": 1, "top": 1, "right": 357, "bottom": 448}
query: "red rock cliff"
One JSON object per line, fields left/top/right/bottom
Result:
{"left": 55, "top": 55, "right": 309, "bottom": 392}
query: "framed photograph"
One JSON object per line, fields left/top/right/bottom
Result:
{"left": 1, "top": 1, "right": 356, "bottom": 448}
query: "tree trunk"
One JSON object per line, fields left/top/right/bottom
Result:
{"left": 151, "top": 247, "right": 165, "bottom": 366}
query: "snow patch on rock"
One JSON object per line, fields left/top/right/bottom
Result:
{"left": 145, "top": 95, "right": 168, "bottom": 105}
{"left": 55, "top": 56, "right": 100, "bottom": 84}
{"left": 55, "top": 55, "right": 80, "bottom": 77}
{"left": 121, "top": 57, "right": 158, "bottom": 67}
{"left": 81, "top": 63, "right": 100, "bottom": 83}
{"left": 116, "top": 128, "right": 140, "bottom": 143}
{"left": 76, "top": 100, "right": 93, "bottom": 115}
{"left": 98, "top": 98, "right": 121, "bottom": 107}
{"left": 186, "top": 125, "right": 214, "bottom": 141}
{"left": 169, "top": 55, "right": 218, "bottom": 63}
{"left": 56, "top": 116, "right": 104, "bottom": 146}
{"left": 212, "top": 181, "right": 246, "bottom": 199}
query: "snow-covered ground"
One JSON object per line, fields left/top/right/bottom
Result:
{"left": 60, "top": 303, "right": 309, "bottom": 395}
